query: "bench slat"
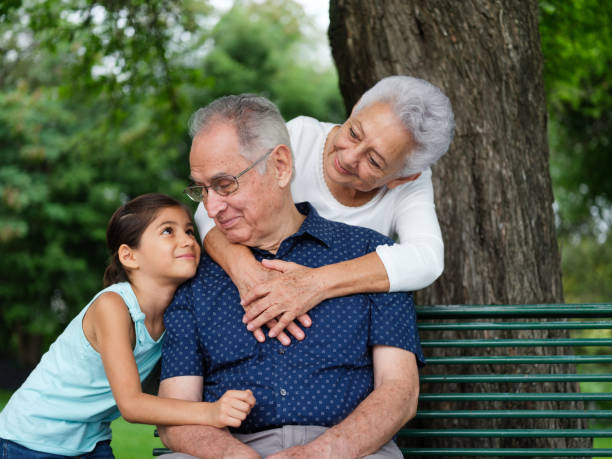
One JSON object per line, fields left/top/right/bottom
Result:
{"left": 415, "top": 409, "right": 612, "bottom": 418}
{"left": 426, "top": 355, "right": 612, "bottom": 364}
{"left": 418, "top": 321, "right": 612, "bottom": 330}
{"left": 422, "top": 338, "right": 612, "bottom": 347}
{"left": 400, "top": 448, "right": 612, "bottom": 457}
{"left": 421, "top": 373, "right": 612, "bottom": 383}
{"left": 399, "top": 428, "right": 612, "bottom": 437}
{"left": 419, "top": 392, "right": 612, "bottom": 401}
{"left": 416, "top": 304, "right": 612, "bottom": 318}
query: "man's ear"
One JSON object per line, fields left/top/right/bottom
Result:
{"left": 118, "top": 244, "right": 138, "bottom": 270}
{"left": 386, "top": 172, "right": 422, "bottom": 189}
{"left": 271, "top": 144, "right": 294, "bottom": 188}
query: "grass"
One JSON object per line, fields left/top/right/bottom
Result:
{"left": 0, "top": 389, "right": 163, "bottom": 458}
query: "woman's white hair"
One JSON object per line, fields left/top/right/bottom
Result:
{"left": 353, "top": 75, "right": 455, "bottom": 176}
{"left": 188, "top": 94, "right": 292, "bottom": 174}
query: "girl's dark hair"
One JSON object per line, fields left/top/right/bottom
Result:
{"left": 103, "top": 193, "right": 191, "bottom": 287}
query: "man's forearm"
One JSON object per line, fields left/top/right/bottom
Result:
{"left": 317, "top": 378, "right": 418, "bottom": 457}
{"left": 158, "top": 424, "right": 259, "bottom": 459}
{"left": 321, "top": 380, "right": 418, "bottom": 457}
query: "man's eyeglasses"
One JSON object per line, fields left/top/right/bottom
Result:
{"left": 184, "top": 149, "right": 273, "bottom": 202}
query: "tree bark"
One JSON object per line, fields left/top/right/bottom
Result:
{"left": 329, "top": 0, "right": 588, "bottom": 451}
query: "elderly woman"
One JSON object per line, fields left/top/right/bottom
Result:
{"left": 193, "top": 75, "right": 455, "bottom": 344}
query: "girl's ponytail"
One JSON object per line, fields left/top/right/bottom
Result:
{"left": 103, "top": 253, "right": 128, "bottom": 288}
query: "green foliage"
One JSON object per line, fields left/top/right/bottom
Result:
{"left": 540, "top": 0, "right": 612, "bottom": 238}
{"left": 0, "top": 0, "right": 342, "bottom": 364}
{"left": 560, "top": 236, "right": 612, "bottom": 303}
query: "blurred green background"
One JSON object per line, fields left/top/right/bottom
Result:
{"left": 0, "top": 0, "right": 610, "bottom": 456}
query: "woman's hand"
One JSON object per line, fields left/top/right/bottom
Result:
{"left": 234, "top": 260, "right": 307, "bottom": 346}
{"left": 241, "top": 259, "right": 321, "bottom": 339}
{"left": 210, "top": 389, "right": 256, "bottom": 428}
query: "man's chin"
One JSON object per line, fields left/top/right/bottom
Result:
{"left": 223, "top": 230, "right": 249, "bottom": 245}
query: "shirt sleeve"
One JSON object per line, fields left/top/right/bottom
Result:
{"left": 161, "top": 283, "right": 204, "bottom": 380}
{"left": 194, "top": 202, "right": 215, "bottom": 244}
{"left": 368, "top": 291, "right": 425, "bottom": 367}
{"left": 375, "top": 168, "right": 444, "bottom": 292}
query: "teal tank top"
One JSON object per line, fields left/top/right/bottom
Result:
{"left": 0, "top": 282, "right": 164, "bottom": 455}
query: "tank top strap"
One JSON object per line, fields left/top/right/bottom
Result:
{"left": 104, "top": 282, "right": 160, "bottom": 346}
{"left": 104, "top": 280, "right": 144, "bottom": 321}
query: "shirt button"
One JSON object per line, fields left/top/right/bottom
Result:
{"left": 280, "top": 388, "right": 287, "bottom": 396}
{"left": 278, "top": 348, "right": 286, "bottom": 355}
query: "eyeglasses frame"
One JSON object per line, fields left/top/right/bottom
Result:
{"left": 184, "top": 148, "right": 274, "bottom": 202}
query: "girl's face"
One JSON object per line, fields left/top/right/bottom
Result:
{"left": 324, "top": 102, "right": 414, "bottom": 193}
{"left": 131, "top": 206, "right": 200, "bottom": 285}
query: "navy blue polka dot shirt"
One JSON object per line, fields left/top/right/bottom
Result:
{"left": 161, "top": 202, "right": 425, "bottom": 433}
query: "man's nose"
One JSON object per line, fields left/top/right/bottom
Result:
{"left": 204, "top": 189, "right": 227, "bottom": 218}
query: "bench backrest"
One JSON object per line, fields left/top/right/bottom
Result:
{"left": 400, "top": 303, "right": 612, "bottom": 457}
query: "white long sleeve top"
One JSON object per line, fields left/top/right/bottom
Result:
{"left": 194, "top": 115, "right": 444, "bottom": 292}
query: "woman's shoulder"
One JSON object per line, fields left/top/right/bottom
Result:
{"left": 286, "top": 115, "right": 320, "bottom": 130}
{"left": 287, "top": 115, "right": 335, "bottom": 137}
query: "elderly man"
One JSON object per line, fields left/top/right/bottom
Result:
{"left": 158, "top": 94, "right": 424, "bottom": 459}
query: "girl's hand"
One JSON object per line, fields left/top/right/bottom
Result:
{"left": 241, "top": 260, "right": 319, "bottom": 339}
{"left": 210, "top": 389, "right": 256, "bottom": 428}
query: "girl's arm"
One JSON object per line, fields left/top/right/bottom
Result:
{"left": 87, "top": 293, "right": 255, "bottom": 427}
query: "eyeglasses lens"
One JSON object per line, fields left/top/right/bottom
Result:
{"left": 212, "top": 176, "right": 239, "bottom": 196}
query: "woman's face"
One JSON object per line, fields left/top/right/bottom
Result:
{"left": 324, "top": 102, "right": 414, "bottom": 193}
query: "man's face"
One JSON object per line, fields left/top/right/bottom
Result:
{"left": 189, "top": 122, "right": 276, "bottom": 247}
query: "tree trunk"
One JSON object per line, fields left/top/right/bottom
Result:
{"left": 329, "top": 0, "right": 588, "bottom": 451}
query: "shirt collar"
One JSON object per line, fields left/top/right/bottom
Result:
{"left": 250, "top": 202, "right": 334, "bottom": 257}
{"left": 291, "top": 202, "right": 335, "bottom": 248}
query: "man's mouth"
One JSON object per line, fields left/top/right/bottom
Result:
{"left": 217, "top": 215, "right": 240, "bottom": 230}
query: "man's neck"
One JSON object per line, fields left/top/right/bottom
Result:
{"left": 253, "top": 202, "right": 306, "bottom": 254}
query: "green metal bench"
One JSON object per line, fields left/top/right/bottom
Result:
{"left": 154, "top": 303, "right": 612, "bottom": 457}
{"left": 400, "top": 303, "right": 612, "bottom": 457}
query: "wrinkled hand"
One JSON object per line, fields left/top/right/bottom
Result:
{"left": 242, "top": 259, "right": 319, "bottom": 340}
{"left": 211, "top": 389, "right": 256, "bottom": 428}
{"left": 222, "top": 443, "right": 261, "bottom": 459}
{"left": 234, "top": 261, "right": 303, "bottom": 346}
{"left": 265, "top": 435, "right": 353, "bottom": 459}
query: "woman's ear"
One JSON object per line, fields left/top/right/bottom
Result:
{"left": 387, "top": 172, "right": 422, "bottom": 189}
{"left": 271, "top": 144, "right": 294, "bottom": 188}
{"left": 118, "top": 244, "right": 138, "bottom": 271}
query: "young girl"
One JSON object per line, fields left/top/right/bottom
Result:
{"left": 0, "top": 193, "right": 256, "bottom": 458}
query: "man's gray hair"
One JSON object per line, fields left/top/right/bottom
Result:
{"left": 353, "top": 76, "right": 455, "bottom": 176}
{"left": 188, "top": 94, "right": 291, "bottom": 173}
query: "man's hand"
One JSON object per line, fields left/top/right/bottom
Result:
{"left": 265, "top": 433, "right": 353, "bottom": 459}
{"left": 221, "top": 443, "right": 261, "bottom": 459}
{"left": 242, "top": 259, "right": 319, "bottom": 339}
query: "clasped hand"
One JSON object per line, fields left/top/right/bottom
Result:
{"left": 240, "top": 259, "right": 323, "bottom": 345}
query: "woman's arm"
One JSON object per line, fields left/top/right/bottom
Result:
{"left": 241, "top": 252, "right": 389, "bottom": 338}
{"left": 242, "top": 171, "right": 443, "bottom": 337}
{"left": 202, "top": 225, "right": 310, "bottom": 345}
{"left": 376, "top": 169, "right": 444, "bottom": 292}
{"left": 87, "top": 293, "right": 255, "bottom": 427}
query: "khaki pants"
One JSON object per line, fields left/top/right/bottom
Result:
{"left": 163, "top": 424, "right": 403, "bottom": 458}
